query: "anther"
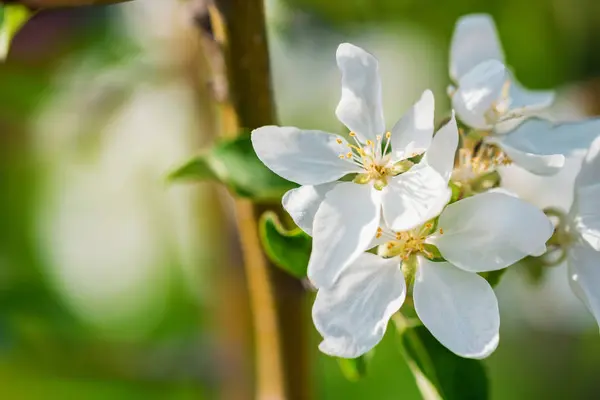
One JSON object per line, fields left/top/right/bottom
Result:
{"left": 338, "top": 155, "right": 345, "bottom": 159}
{"left": 366, "top": 140, "right": 373, "bottom": 146}
{"left": 346, "top": 152, "right": 353, "bottom": 159}
{"left": 349, "top": 132, "right": 356, "bottom": 137}
{"left": 439, "top": 228, "right": 444, "bottom": 234}
{"left": 336, "top": 138, "right": 343, "bottom": 144}
{"left": 376, "top": 135, "right": 382, "bottom": 142}
{"left": 385, "top": 131, "right": 391, "bottom": 139}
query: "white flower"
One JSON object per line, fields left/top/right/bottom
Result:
{"left": 252, "top": 43, "right": 458, "bottom": 288}
{"left": 450, "top": 14, "right": 554, "bottom": 131}
{"left": 449, "top": 14, "right": 565, "bottom": 176}
{"left": 560, "top": 136, "right": 600, "bottom": 327}
{"left": 312, "top": 192, "right": 553, "bottom": 359}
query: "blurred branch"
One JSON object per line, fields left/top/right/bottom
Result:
{"left": 0, "top": 0, "right": 130, "bottom": 8}
{"left": 191, "top": 0, "right": 311, "bottom": 399}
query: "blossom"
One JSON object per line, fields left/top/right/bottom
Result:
{"left": 312, "top": 192, "right": 553, "bottom": 359}
{"left": 252, "top": 43, "right": 457, "bottom": 288}
{"left": 554, "top": 136, "right": 600, "bottom": 327}
{"left": 449, "top": 14, "right": 566, "bottom": 176}
{"left": 449, "top": 14, "right": 554, "bottom": 131}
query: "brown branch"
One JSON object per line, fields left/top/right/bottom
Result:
{"left": 192, "top": 0, "right": 311, "bottom": 399}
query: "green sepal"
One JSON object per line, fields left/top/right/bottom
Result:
{"left": 422, "top": 244, "right": 445, "bottom": 262}
{"left": 258, "top": 211, "right": 311, "bottom": 279}
{"left": 398, "top": 322, "right": 489, "bottom": 400}
{"left": 169, "top": 135, "right": 298, "bottom": 202}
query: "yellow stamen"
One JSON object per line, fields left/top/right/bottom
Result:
{"left": 336, "top": 138, "right": 343, "bottom": 144}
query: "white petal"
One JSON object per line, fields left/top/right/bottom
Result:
{"left": 282, "top": 182, "right": 338, "bottom": 236}
{"left": 572, "top": 137, "right": 600, "bottom": 250}
{"left": 431, "top": 192, "right": 553, "bottom": 272}
{"left": 452, "top": 60, "right": 507, "bottom": 129}
{"left": 508, "top": 75, "right": 554, "bottom": 112}
{"left": 487, "top": 136, "right": 565, "bottom": 176}
{"left": 335, "top": 43, "right": 385, "bottom": 142}
{"left": 313, "top": 253, "right": 406, "bottom": 358}
{"left": 391, "top": 90, "right": 435, "bottom": 159}
{"left": 572, "top": 184, "right": 600, "bottom": 251}
{"left": 500, "top": 117, "right": 600, "bottom": 157}
{"left": 309, "top": 183, "right": 381, "bottom": 288}
{"left": 382, "top": 164, "right": 450, "bottom": 232}
{"left": 414, "top": 258, "right": 499, "bottom": 359}
{"left": 568, "top": 243, "right": 600, "bottom": 329}
{"left": 423, "top": 112, "right": 459, "bottom": 181}
{"left": 251, "top": 126, "right": 361, "bottom": 185}
{"left": 450, "top": 14, "right": 505, "bottom": 82}
{"left": 575, "top": 134, "right": 600, "bottom": 188}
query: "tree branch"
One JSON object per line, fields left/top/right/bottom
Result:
{"left": 193, "top": 0, "right": 311, "bottom": 399}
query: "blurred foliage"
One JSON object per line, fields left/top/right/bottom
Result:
{"left": 337, "top": 353, "right": 371, "bottom": 382}
{"left": 282, "top": 0, "right": 600, "bottom": 88}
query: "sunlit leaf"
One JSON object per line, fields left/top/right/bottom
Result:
{"left": 0, "top": 5, "right": 33, "bottom": 61}
{"left": 170, "top": 135, "right": 298, "bottom": 201}
{"left": 399, "top": 324, "right": 489, "bottom": 400}
{"left": 259, "top": 211, "right": 311, "bottom": 279}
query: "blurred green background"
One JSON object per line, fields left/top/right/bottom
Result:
{"left": 1, "top": 0, "right": 600, "bottom": 398}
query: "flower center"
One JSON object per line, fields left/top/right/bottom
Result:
{"left": 452, "top": 134, "right": 511, "bottom": 184}
{"left": 377, "top": 223, "right": 442, "bottom": 260}
{"left": 337, "top": 131, "right": 412, "bottom": 189}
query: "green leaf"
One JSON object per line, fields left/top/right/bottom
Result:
{"left": 0, "top": 5, "right": 33, "bottom": 61}
{"left": 168, "top": 154, "right": 217, "bottom": 182}
{"left": 169, "top": 135, "right": 298, "bottom": 201}
{"left": 399, "top": 324, "right": 489, "bottom": 400}
{"left": 259, "top": 211, "right": 311, "bottom": 279}
{"left": 337, "top": 354, "right": 371, "bottom": 382}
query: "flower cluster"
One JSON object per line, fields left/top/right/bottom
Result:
{"left": 251, "top": 14, "right": 600, "bottom": 359}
